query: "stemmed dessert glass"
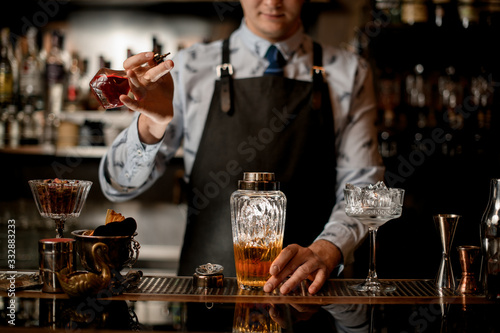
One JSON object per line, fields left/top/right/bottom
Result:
{"left": 29, "top": 179, "right": 92, "bottom": 238}
{"left": 344, "top": 182, "right": 405, "bottom": 293}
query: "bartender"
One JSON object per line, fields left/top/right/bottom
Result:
{"left": 99, "top": 0, "right": 384, "bottom": 295}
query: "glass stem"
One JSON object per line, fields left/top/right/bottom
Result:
{"left": 368, "top": 227, "right": 378, "bottom": 282}
{"left": 55, "top": 219, "right": 65, "bottom": 238}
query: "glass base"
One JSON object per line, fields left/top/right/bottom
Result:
{"left": 349, "top": 279, "right": 396, "bottom": 293}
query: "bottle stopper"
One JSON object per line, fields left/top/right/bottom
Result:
{"left": 153, "top": 53, "right": 171, "bottom": 64}
{"left": 193, "top": 263, "right": 224, "bottom": 288}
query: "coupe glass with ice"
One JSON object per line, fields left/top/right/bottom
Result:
{"left": 344, "top": 182, "right": 404, "bottom": 293}
{"left": 230, "top": 172, "right": 286, "bottom": 290}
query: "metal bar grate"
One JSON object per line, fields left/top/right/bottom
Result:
{"left": 125, "top": 277, "right": 458, "bottom": 299}
{"left": 1, "top": 273, "right": 485, "bottom": 304}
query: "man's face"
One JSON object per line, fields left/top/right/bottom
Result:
{"left": 240, "top": 0, "right": 304, "bottom": 43}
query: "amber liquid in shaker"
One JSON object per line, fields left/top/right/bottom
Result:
{"left": 233, "top": 240, "right": 282, "bottom": 289}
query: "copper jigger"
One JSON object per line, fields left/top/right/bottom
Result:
{"left": 433, "top": 214, "right": 460, "bottom": 291}
{"left": 456, "top": 245, "right": 481, "bottom": 295}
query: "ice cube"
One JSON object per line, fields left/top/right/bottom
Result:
{"left": 389, "top": 188, "right": 404, "bottom": 207}
{"left": 349, "top": 182, "right": 392, "bottom": 207}
{"left": 344, "top": 183, "right": 362, "bottom": 207}
{"left": 345, "top": 183, "right": 357, "bottom": 190}
{"left": 368, "top": 181, "right": 388, "bottom": 191}
{"left": 376, "top": 188, "right": 391, "bottom": 207}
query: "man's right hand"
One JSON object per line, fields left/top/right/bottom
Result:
{"left": 119, "top": 51, "right": 175, "bottom": 144}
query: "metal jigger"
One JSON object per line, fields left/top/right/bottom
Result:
{"left": 433, "top": 214, "right": 461, "bottom": 291}
{"left": 456, "top": 245, "right": 481, "bottom": 295}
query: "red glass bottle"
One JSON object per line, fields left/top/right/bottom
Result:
{"left": 89, "top": 53, "right": 169, "bottom": 110}
{"left": 89, "top": 68, "right": 130, "bottom": 110}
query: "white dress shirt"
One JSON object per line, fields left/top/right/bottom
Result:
{"left": 99, "top": 20, "right": 385, "bottom": 268}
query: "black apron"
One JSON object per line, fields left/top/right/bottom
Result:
{"left": 178, "top": 39, "right": 337, "bottom": 276}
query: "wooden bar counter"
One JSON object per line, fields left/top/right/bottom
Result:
{"left": 2, "top": 271, "right": 499, "bottom": 332}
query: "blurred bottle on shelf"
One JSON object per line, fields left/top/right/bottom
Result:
{"left": 0, "top": 29, "right": 14, "bottom": 108}
{"left": 481, "top": 0, "right": 500, "bottom": 28}
{"left": 152, "top": 36, "right": 162, "bottom": 55}
{"left": 376, "top": 68, "right": 401, "bottom": 160}
{"left": 1, "top": 28, "right": 19, "bottom": 104}
{"left": 436, "top": 66, "right": 464, "bottom": 157}
{"left": 42, "top": 30, "right": 68, "bottom": 146}
{"left": 405, "top": 64, "right": 435, "bottom": 155}
{"left": 401, "top": 0, "right": 429, "bottom": 25}
{"left": 462, "top": 73, "right": 491, "bottom": 158}
{"left": 99, "top": 55, "right": 111, "bottom": 69}
{"left": 44, "top": 30, "right": 68, "bottom": 116}
{"left": 457, "top": 0, "right": 481, "bottom": 29}
{"left": 374, "top": 0, "right": 402, "bottom": 25}
{"left": 431, "top": 0, "right": 460, "bottom": 28}
{"left": 1, "top": 26, "right": 45, "bottom": 148}
{"left": 0, "top": 109, "right": 5, "bottom": 148}
{"left": 65, "top": 52, "right": 86, "bottom": 112}
{"left": 4, "top": 104, "right": 20, "bottom": 148}
{"left": 19, "top": 27, "right": 44, "bottom": 112}
{"left": 18, "top": 103, "right": 42, "bottom": 146}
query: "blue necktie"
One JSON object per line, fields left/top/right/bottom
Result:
{"left": 264, "top": 45, "right": 285, "bottom": 76}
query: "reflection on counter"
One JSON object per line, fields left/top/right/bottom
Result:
{"left": 2, "top": 297, "right": 500, "bottom": 332}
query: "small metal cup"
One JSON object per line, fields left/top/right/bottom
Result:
{"left": 456, "top": 245, "right": 481, "bottom": 295}
{"left": 39, "top": 238, "right": 75, "bottom": 293}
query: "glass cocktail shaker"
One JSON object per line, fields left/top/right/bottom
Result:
{"left": 230, "top": 172, "right": 286, "bottom": 290}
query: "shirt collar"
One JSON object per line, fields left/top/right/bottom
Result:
{"left": 238, "top": 18, "right": 305, "bottom": 62}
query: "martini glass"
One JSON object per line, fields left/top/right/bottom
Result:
{"left": 344, "top": 183, "right": 404, "bottom": 293}
{"left": 29, "top": 179, "right": 92, "bottom": 238}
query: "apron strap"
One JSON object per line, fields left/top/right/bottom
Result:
{"left": 311, "top": 42, "right": 325, "bottom": 111}
{"left": 217, "top": 39, "right": 233, "bottom": 113}
{"left": 218, "top": 40, "right": 325, "bottom": 112}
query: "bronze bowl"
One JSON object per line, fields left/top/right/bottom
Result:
{"left": 72, "top": 230, "right": 140, "bottom": 274}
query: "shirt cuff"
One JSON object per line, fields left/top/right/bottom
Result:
{"left": 315, "top": 220, "right": 363, "bottom": 275}
{"left": 117, "top": 115, "right": 164, "bottom": 186}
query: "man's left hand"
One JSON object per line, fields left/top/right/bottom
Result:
{"left": 263, "top": 240, "right": 342, "bottom": 295}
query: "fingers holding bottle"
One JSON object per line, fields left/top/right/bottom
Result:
{"left": 124, "top": 51, "right": 174, "bottom": 96}
{"left": 119, "top": 51, "right": 175, "bottom": 144}
{"left": 120, "top": 51, "right": 175, "bottom": 122}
